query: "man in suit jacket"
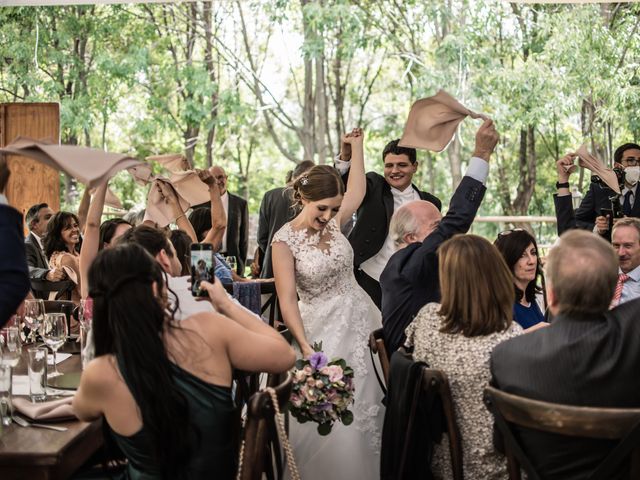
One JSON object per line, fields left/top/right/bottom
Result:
{"left": 193, "top": 166, "right": 248, "bottom": 275}
{"left": 24, "top": 203, "right": 65, "bottom": 297}
{"left": 491, "top": 229, "right": 640, "bottom": 480}
{"left": 380, "top": 120, "right": 498, "bottom": 354}
{"left": 574, "top": 143, "right": 640, "bottom": 240}
{"left": 0, "top": 162, "right": 31, "bottom": 327}
{"left": 256, "top": 161, "right": 314, "bottom": 279}
{"left": 555, "top": 156, "right": 640, "bottom": 306}
{"left": 335, "top": 140, "right": 441, "bottom": 308}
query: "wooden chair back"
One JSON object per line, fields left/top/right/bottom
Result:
{"left": 369, "top": 328, "right": 390, "bottom": 390}
{"left": 484, "top": 386, "right": 640, "bottom": 480}
{"left": 30, "top": 279, "right": 75, "bottom": 301}
{"left": 422, "top": 368, "right": 464, "bottom": 480}
{"left": 237, "top": 374, "right": 293, "bottom": 480}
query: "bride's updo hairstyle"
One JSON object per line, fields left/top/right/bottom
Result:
{"left": 291, "top": 165, "right": 345, "bottom": 207}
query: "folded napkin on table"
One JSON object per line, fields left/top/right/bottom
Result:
{"left": 399, "top": 89, "right": 489, "bottom": 152}
{"left": 12, "top": 396, "right": 76, "bottom": 421}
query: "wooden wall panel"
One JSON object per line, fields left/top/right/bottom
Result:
{"left": 0, "top": 103, "right": 60, "bottom": 224}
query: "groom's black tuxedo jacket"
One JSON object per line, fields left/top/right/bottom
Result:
{"left": 490, "top": 298, "right": 640, "bottom": 480}
{"left": 380, "top": 176, "right": 486, "bottom": 355}
{"left": 344, "top": 170, "right": 441, "bottom": 269}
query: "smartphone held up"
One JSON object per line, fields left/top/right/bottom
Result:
{"left": 190, "top": 244, "right": 215, "bottom": 297}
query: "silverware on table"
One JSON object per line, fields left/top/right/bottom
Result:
{"left": 11, "top": 415, "right": 68, "bottom": 432}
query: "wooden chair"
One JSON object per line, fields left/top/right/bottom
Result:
{"left": 30, "top": 279, "right": 75, "bottom": 301}
{"left": 422, "top": 368, "right": 464, "bottom": 480}
{"left": 483, "top": 386, "right": 640, "bottom": 480}
{"left": 369, "top": 328, "right": 391, "bottom": 392}
{"left": 384, "top": 348, "right": 464, "bottom": 480}
{"left": 237, "top": 374, "right": 293, "bottom": 480}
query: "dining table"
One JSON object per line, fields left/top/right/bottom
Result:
{"left": 0, "top": 343, "right": 103, "bottom": 480}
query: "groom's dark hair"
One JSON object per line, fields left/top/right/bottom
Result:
{"left": 382, "top": 139, "right": 417, "bottom": 164}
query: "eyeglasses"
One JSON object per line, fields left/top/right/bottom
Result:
{"left": 498, "top": 228, "right": 526, "bottom": 237}
{"left": 622, "top": 157, "right": 640, "bottom": 167}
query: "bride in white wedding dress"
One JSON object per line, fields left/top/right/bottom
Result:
{"left": 272, "top": 129, "right": 384, "bottom": 480}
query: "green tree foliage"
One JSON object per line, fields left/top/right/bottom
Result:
{"left": 2, "top": 1, "right": 640, "bottom": 244}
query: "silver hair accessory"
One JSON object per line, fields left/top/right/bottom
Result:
{"left": 300, "top": 175, "right": 309, "bottom": 186}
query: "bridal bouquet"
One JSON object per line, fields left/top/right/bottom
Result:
{"left": 289, "top": 344, "right": 355, "bottom": 435}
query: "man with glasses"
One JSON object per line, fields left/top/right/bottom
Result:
{"left": 574, "top": 143, "right": 640, "bottom": 240}
{"left": 193, "top": 166, "right": 248, "bottom": 275}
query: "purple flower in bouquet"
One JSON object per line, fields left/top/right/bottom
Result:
{"left": 309, "top": 351, "right": 328, "bottom": 370}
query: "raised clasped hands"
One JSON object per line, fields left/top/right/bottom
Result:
{"left": 472, "top": 119, "right": 499, "bottom": 162}
{"left": 339, "top": 128, "right": 364, "bottom": 160}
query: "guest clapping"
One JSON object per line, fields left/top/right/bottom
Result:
{"left": 73, "top": 243, "right": 295, "bottom": 479}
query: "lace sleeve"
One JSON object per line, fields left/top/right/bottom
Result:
{"left": 271, "top": 223, "right": 290, "bottom": 247}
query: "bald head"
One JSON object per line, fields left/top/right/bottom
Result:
{"left": 389, "top": 200, "right": 442, "bottom": 249}
{"left": 210, "top": 166, "right": 228, "bottom": 195}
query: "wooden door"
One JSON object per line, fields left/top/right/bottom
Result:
{"left": 0, "top": 103, "right": 60, "bottom": 225}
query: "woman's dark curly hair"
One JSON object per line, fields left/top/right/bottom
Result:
{"left": 44, "top": 211, "right": 81, "bottom": 258}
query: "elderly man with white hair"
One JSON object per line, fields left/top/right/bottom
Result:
{"left": 379, "top": 121, "right": 499, "bottom": 356}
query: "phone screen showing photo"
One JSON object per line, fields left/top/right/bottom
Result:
{"left": 190, "top": 247, "right": 215, "bottom": 296}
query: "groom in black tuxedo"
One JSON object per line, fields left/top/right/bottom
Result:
{"left": 335, "top": 139, "right": 441, "bottom": 308}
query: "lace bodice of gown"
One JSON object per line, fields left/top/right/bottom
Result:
{"left": 272, "top": 218, "right": 358, "bottom": 304}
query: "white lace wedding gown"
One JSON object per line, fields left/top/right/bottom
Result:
{"left": 272, "top": 218, "right": 384, "bottom": 480}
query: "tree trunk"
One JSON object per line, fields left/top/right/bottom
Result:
{"left": 315, "top": 54, "right": 328, "bottom": 164}
{"left": 446, "top": 132, "right": 462, "bottom": 190}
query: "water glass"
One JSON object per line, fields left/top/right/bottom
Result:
{"left": 1, "top": 327, "right": 22, "bottom": 368}
{"left": 28, "top": 347, "right": 47, "bottom": 402}
{"left": 24, "top": 299, "right": 45, "bottom": 343}
{"left": 41, "top": 313, "right": 68, "bottom": 377}
{"left": 79, "top": 323, "right": 91, "bottom": 369}
{"left": 0, "top": 364, "right": 11, "bottom": 426}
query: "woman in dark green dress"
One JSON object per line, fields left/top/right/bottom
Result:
{"left": 73, "top": 243, "right": 295, "bottom": 479}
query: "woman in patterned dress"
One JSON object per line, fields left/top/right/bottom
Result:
{"left": 405, "top": 234, "right": 524, "bottom": 479}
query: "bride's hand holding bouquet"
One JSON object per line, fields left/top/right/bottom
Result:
{"left": 289, "top": 343, "right": 355, "bottom": 436}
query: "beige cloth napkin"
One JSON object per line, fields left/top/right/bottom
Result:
{"left": 399, "top": 90, "right": 488, "bottom": 152}
{"left": 12, "top": 396, "right": 76, "bottom": 421}
{"left": 147, "top": 153, "right": 190, "bottom": 173}
{"left": 143, "top": 178, "right": 191, "bottom": 227}
{"left": 168, "top": 171, "right": 210, "bottom": 206}
{"left": 575, "top": 145, "right": 621, "bottom": 194}
{"left": 0, "top": 137, "right": 151, "bottom": 189}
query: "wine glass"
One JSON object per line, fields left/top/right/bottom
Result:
{"left": 23, "top": 299, "right": 45, "bottom": 343}
{"left": 225, "top": 256, "right": 237, "bottom": 273}
{"left": 41, "top": 313, "right": 68, "bottom": 377}
{"left": 0, "top": 327, "right": 22, "bottom": 368}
